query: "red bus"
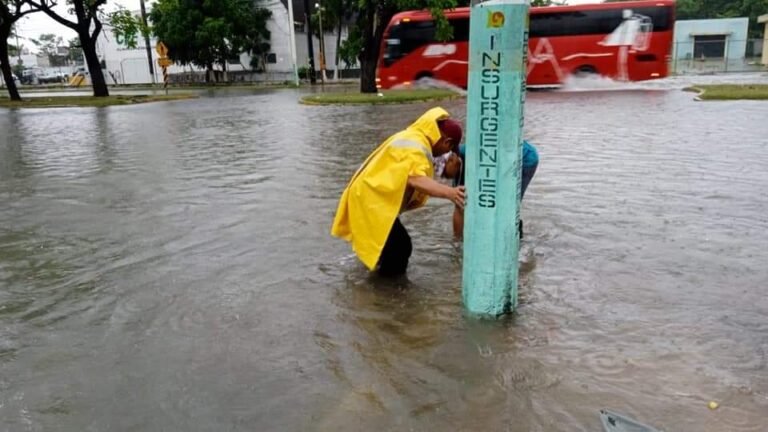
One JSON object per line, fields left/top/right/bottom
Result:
{"left": 376, "top": 0, "right": 676, "bottom": 89}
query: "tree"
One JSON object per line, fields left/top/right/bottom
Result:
{"left": 312, "top": 0, "right": 352, "bottom": 80}
{"left": 28, "top": 0, "right": 111, "bottom": 96}
{"left": 1, "top": 0, "right": 38, "bottom": 101}
{"left": 685, "top": 0, "right": 767, "bottom": 38}
{"left": 612, "top": 0, "right": 766, "bottom": 38}
{"left": 108, "top": 6, "right": 146, "bottom": 49}
{"left": 149, "top": 0, "right": 272, "bottom": 83}
{"left": 67, "top": 36, "right": 83, "bottom": 64}
{"left": 345, "top": 0, "right": 462, "bottom": 93}
{"left": 338, "top": 24, "right": 361, "bottom": 70}
{"left": 31, "top": 33, "right": 67, "bottom": 66}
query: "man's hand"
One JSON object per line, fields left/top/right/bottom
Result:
{"left": 448, "top": 186, "right": 465, "bottom": 209}
{"left": 407, "top": 176, "right": 465, "bottom": 209}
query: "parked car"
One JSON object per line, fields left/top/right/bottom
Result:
{"left": 38, "top": 72, "right": 67, "bottom": 84}
{"left": 0, "top": 73, "right": 21, "bottom": 88}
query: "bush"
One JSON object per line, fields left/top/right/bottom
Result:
{"left": 298, "top": 66, "right": 310, "bottom": 80}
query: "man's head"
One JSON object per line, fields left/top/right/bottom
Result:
{"left": 433, "top": 118, "right": 463, "bottom": 156}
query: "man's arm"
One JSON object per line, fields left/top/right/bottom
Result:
{"left": 408, "top": 176, "right": 465, "bottom": 209}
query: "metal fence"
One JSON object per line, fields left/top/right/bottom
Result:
{"left": 672, "top": 38, "right": 766, "bottom": 75}
{"left": 168, "top": 68, "right": 362, "bottom": 85}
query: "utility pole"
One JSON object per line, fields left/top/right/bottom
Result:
{"left": 315, "top": 1, "right": 327, "bottom": 83}
{"left": 139, "top": 0, "right": 156, "bottom": 85}
{"left": 303, "top": 0, "right": 317, "bottom": 84}
{"left": 287, "top": 0, "right": 299, "bottom": 86}
{"left": 463, "top": 0, "right": 529, "bottom": 317}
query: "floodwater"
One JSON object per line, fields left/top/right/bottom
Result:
{"left": 1, "top": 77, "right": 768, "bottom": 431}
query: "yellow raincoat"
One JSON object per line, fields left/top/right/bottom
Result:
{"left": 331, "top": 107, "right": 451, "bottom": 270}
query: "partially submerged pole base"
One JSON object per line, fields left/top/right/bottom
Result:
{"left": 462, "top": 0, "right": 529, "bottom": 317}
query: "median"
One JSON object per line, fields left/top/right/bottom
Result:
{"left": 0, "top": 94, "right": 198, "bottom": 109}
{"left": 300, "top": 89, "right": 462, "bottom": 105}
{"left": 684, "top": 84, "right": 768, "bottom": 101}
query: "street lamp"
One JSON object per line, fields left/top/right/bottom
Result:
{"left": 314, "top": 1, "right": 327, "bottom": 83}
{"left": 287, "top": 0, "right": 299, "bottom": 86}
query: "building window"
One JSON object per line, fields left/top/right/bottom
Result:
{"left": 228, "top": 56, "right": 241, "bottom": 65}
{"left": 267, "top": 53, "right": 277, "bottom": 64}
{"left": 693, "top": 35, "right": 727, "bottom": 59}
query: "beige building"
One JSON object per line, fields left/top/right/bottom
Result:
{"left": 760, "top": 14, "right": 768, "bottom": 65}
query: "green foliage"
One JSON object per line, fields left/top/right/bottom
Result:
{"left": 685, "top": 84, "right": 768, "bottom": 100}
{"left": 26, "top": 0, "right": 113, "bottom": 96}
{"left": 298, "top": 65, "right": 310, "bottom": 79}
{"left": 338, "top": 25, "right": 362, "bottom": 69}
{"left": 67, "top": 36, "right": 83, "bottom": 63}
{"left": 612, "top": 0, "right": 767, "bottom": 37}
{"left": 343, "top": 0, "right": 463, "bottom": 64}
{"left": 30, "top": 32, "right": 68, "bottom": 66}
{"left": 30, "top": 32, "right": 62, "bottom": 51}
{"left": 150, "top": 0, "right": 272, "bottom": 72}
{"left": 109, "top": 7, "right": 149, "bottom": 49}
{"left": 681, "top": 0, "right": 767, "bottom": 37}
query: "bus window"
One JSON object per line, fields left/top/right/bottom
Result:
{"left": 383, "top": 17, "right": 470, "bottom": 67}
{"left": 450, "top": 17, "right": 470, "bottom": 41}
{"left": 383, "top": 21, "right": 436, "bottom": 67}
{"left": 530, "top": 6, "right": 672, "bottom": 38}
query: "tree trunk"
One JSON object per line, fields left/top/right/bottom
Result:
{"left": 80, "top": 32, "right": 109, "bottom": 97}
{"left": 303, "top": 0, "right": 317, "bottom": 84}
{"left": 358, "top": 5, "right": 395, "bottom": 93}
{"left": 359, "top": 53, "right": 378, "bottom": 93}
{"left": 334, "top": 19, "right": 342, "bottom": 80}
{"left": 0, "top": 26, "right": 21, "bottom": 101}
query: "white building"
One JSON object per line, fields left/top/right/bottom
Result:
{"left": 96, "top": 0, "right": 352, "bottom": 85}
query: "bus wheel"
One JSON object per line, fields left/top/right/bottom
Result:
{"left": 415, "top": 71, "right": 433, "bottom": 81}
{"left": 574, "top": 65, "right": 598, "bottom": 77}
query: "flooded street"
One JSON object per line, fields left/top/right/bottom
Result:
{"left": 1, "top": 80, "right": 768, "bottom": 431}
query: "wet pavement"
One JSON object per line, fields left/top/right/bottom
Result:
{"left": 1, "top": 76, "right": 768, "bottom": 431}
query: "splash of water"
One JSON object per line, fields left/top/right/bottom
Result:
{"left": 391, "top": 77, "right": 468, "bottom": 96}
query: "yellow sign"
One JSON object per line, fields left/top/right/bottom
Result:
{"left": 156, "top": 41, "right": 169, "bottom": 57}
{"left": 487, "top": 11, "right": 505, "bottom": 28}
{"left": 157, "top": 57, "right": 173, "bottom": 68}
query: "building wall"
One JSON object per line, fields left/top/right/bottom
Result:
{"left": 673, "top": 18, "right": 750, "bottom": 61}
{"left": 94, "top": 0, "right": 352, "bottom": 85}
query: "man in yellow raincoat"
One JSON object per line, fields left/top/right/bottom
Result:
{"left": 331, "top": 107, "right": 465, "bottom": 276}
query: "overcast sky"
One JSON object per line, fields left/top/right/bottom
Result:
{"left": 16, "top": 0, "right": 152, "bottom": 48}
{"left": 16, "top": 0, "right": 599, "bottom": 51}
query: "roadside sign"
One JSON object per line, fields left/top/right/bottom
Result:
{"left": 156, "top": 42, "right": 169, "bottom": 57}
{"left": 157, "top": 57, "right": 173, "bottom": 68}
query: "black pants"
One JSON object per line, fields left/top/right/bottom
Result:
{"left": 378, "top": 218, "right": 412, "bottom": 276}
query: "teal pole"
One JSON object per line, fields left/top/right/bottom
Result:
{"left": 462, "top": 0, "right": 529, "bottom": 317}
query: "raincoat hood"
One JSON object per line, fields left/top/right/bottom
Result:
{"left": 406, "top": 107, "right": 449, "bottom": 148}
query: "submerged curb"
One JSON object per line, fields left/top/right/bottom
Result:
{"left": 299, "top": 91, "right": 463, "bottom": 106}
{"left": 683, "top": 86, "right": 705, "bottom": 102}
{"left": 0, "top": 94, "right": 198, "bottom": 109}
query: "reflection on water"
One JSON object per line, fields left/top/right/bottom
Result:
{"left": 1, "top": 86, "right": 768, "bottom": 431}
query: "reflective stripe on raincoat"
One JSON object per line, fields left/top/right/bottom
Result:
{"left": 330, "top": 107, "right": 450, "bottom": 270}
